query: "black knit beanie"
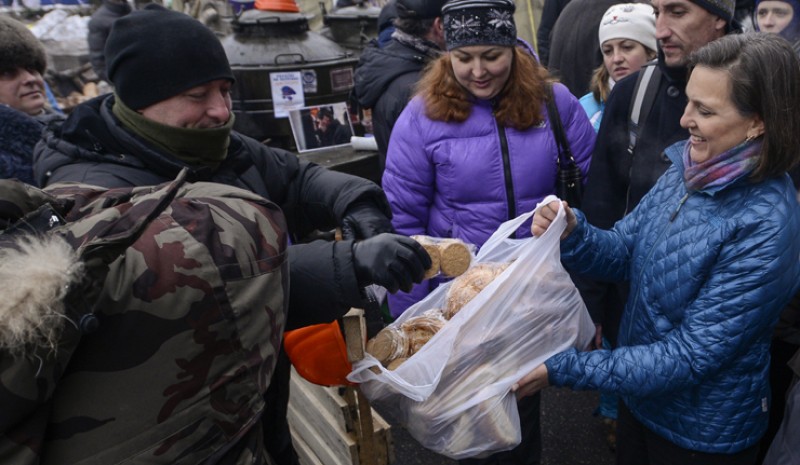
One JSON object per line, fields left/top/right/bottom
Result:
{"left": 690, "top": 0, "right": 735, "bottom": 22}
{"left": 105, "top": 4, "right": 234, "bottom": 110}
{"left": 442, "top": 0, "right": 517, "bottom": 51}
{"left": 0, "top": 15, "right": 47, "bottom": 74}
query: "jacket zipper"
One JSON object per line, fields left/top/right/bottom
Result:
{"left": 496, "top": 119, "right": 516, "bottom": 223}
{"left": 624, "top": 192, "right": 688, "bottom": 342}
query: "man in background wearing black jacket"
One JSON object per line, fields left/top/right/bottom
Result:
{"left": 353, "top": 0, "right": 447, "bottom": 174}
{"left": 576, "top": 0, "right": 738, "bottom": 395}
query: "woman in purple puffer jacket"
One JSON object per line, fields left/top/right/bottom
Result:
{"left": 383, "top": 0, "right": 596, "bottom": 318}
{"left": 382, "top": 3, "right": 595, "bottom": 464}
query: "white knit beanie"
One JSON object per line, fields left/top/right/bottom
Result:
{"left": 598, "top": 3, "right": 657, "bottom": 52}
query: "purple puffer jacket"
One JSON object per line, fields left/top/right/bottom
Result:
{"left": 383, "top": 82, "right": 596, "bottom": 317}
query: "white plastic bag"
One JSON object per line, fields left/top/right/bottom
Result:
{"left": 348, "top": 196, "right": 595, "bottom": 459}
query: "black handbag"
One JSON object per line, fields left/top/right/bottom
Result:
{"left": 545, "top": 84, "right": 583, "bottom": 208}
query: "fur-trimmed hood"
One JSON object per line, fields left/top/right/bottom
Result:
{"left": 0, "top": 234, "right": 83, "bottom": 354}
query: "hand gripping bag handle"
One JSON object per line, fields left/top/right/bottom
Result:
{"left": 476, "top": 195, "right": 567, "bottom": 263}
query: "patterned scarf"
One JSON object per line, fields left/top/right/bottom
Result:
{"left": 682, "top": 139, "right": 761, "bottom": 192}
{"left": 391, "top": 29, "right": 443, "bottom": 59}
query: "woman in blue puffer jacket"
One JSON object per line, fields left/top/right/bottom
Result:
{"left": 382, "top": 0, "right": 596, "bottom": 319}
{"left": 516, "top": 33, "right": 800, "bottom": 465}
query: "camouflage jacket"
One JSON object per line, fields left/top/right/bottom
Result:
{"left": 0, "top": 174, "right": 289, "bottom": 464}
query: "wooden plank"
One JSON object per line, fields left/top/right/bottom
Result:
{"left": 287, "top": 398, "right": 356, "bottom": 465}
{"left": 289, "top": 383, "right": 393, "bottom": 464}
{"left": 290, "top": 368, "right": 352, "bottom": 432}
{"left": 355, "top": 388, "right": 378, "bottom": 464}
{"left": 373, "top": 413, "right": 394, "bottom": 465}
{"left": 342, "top": 308, "right": 366, "bottom": 362}
{"left": 287, "top": 308, "right": 395, "bottom": 465}
{"left": 290, "top": 428, "right": 325, "bottom": 465}
{"left": 340, "top": 385, "right": 361, "bottom": 434}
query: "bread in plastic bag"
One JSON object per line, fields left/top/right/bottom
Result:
{"left": 348, "top": 196, "right": 595, "bottom": 459}
{"left": 411, "top": 235, "right": 476, "bottom": 278}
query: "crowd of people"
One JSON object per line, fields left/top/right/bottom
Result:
{"left": 1, "top": 0, "right": 800, "bottom": 464}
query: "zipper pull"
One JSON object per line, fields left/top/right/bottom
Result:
{"left": 669, "top": 193, "right": 690, "bottom": 222}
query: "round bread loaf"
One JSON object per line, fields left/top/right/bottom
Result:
{"left": 401, "top": 309, "right": 447, "bottom": 355}
{"left": 386, "top": 357, "right": 407, "bottom": 370}
{"left": 439, "top": 239, "right": 472, "bottom": 277}
{"left": 366, "top": 326, "right": 409, "bottom": 365}
{"left": 444, "top": 263, "right": 510, "bottom": 319}
{"left": 411, "top": 235, "right": 442, "bottom": 279}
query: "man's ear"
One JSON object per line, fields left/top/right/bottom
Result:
{"left": 715, "top": 16, "right": 727, "bottom": 33}
{"left": 433, "top": 16, "right": 444, "bottom": 32}
{"left": 431, "top": 16, "right": 446, "bottom": 46}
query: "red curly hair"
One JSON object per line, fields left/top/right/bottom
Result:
{"left": 415, "top": 46, "right": 552, "bottom": 130}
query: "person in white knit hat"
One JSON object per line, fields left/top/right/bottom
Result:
{"left": 579, "top": 3, "right": 657, "bottom": 132}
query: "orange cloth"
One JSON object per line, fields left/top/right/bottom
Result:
{"left": 284, "top": 320, "right": 354, "bottom": 386}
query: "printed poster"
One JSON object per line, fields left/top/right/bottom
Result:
{"left": 270, "top": 71, "right": 305, "bottom": 118}
{"left": 288, "top": 102, "right": 353, "bottom": 153}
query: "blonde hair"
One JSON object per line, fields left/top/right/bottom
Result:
{"left": 589, "top": 63, "right": 612, "bottom": 104}
{"left": 415, "top": 46, "right": 552, "bottom": 130}
{"left": 589, "top": 44, "right": 656, "bottom": 104}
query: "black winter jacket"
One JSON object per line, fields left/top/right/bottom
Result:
{"left": 87, "top": 0, "right": 131, "bottom": 81}
{"left": 33, "top": 95, "right": 389, "bottom": 330}
{"left": 535, "top": 0, "right": 571, "bottom": 67}
{"left": 573, "top": 54, "right": 687, "bottom": 335}
{"left": 353, "top": 39, "right": 437, "bottom": 171}
{"left": 581, "top": 55, "right": 689, "bottom": 230}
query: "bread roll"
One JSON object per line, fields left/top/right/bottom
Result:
{"left": 444, "top": 263, "right": 510, "bottom": 319}
{"left": 401, "top": 309, "right": 447, "bottom": 355}
{"left": 366, "top": 326, "right": 409, "bottom": 365}
{"left": 439, "top": 239, "right": 472, "bottom": 277}
{"left": 411, "top": 235, "right": 442, "bottom": 279}
{"left": 386, "top": 357, "right": 407, "bottom": 370}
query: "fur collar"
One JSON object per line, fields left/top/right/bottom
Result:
{"left": 0, "top": 235, "right": 83, "bottom": 355}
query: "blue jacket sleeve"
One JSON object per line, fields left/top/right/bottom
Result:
{"left": 560, "top": 207, "right": 636, "bottom": 283}
{"left": 548, "top": 200, "right": 800, "bottom": 397}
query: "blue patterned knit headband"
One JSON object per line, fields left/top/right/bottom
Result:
{"left": 442, "top": 0, "right": 517, "bottom": 50}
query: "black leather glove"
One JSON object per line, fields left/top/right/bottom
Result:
{"left": 341, "top": 200, "right": 395, "bottom": 240}
{"left": 352, "top": 233, "right": 432, "bottom": 293}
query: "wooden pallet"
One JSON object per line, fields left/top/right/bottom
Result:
{"left": 288, "top": 309, "right": 394, "bottom": 465}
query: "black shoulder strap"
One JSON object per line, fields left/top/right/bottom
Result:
{"left": 627, "top": 61, "right": 661, "bottom": 156}
{"left": 544, "top": 83, "right": 575, "bottom": 167}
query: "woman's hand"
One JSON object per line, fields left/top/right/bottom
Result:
{"left": 512, "top": 364, "right": 550, "bottom": 400}
{"left": 593, "top": 324, "right": 603, "bottom": 350}
{"left": 531, "top": 200, "right": 576, "bottom": 239}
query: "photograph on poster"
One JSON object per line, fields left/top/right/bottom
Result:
{"left": 288, "top": 102, "right": 354, "bottom": 153}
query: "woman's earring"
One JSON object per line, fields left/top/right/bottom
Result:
{"left": 745, "top": 134, "right": 755, "bottom": 143}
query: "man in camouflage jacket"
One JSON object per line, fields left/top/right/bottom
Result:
{"left": 0, "top": 173, "right": 289, "bottom": 464}
{"left": 25, "top": 5, "right": 431, "bottom": 464}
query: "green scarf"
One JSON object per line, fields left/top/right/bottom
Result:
{"left": 112, "top": 95, "right": 234, "bottom": 168}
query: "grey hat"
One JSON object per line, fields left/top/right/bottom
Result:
{"left": 442, "top": 0, "right": 517, "bottom": 51}
{"left": 0, "top": 16, "right": 47, "bottom": 74}
{"left": 690, "top": 0, "right": 735, "bottom": 21}
{"left": 396, "top": 0, "right": 448, "bottom": 19}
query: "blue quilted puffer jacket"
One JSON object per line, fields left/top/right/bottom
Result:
{"left": 546, "top": 140, "right": 800, "bottom": 453}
